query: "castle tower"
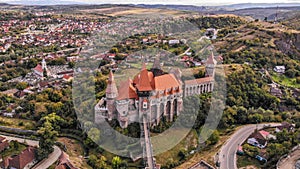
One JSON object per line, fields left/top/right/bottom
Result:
{"left": 137, "top": 64, "right": 153, "bottom": 121}
{"left": 205, "top": 52, "right": 217, "bottom": 77}
{"left": 151, "top": 55, "right": 164, "bottom": 77}
{"left": 106, "top": 70, "right": 118, "bottom": 120}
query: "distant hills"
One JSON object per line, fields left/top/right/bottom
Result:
{"left": 136, "top": 3, "right": 300, "bottom": 11}
{"left": 3, "top": 0, "right": 86, "bottom": 5}
{"left": 2, "top": 1, "right": 300, "bottom": 9}
{"left": 223, "top": 3, "right": 300, "bottom": 9}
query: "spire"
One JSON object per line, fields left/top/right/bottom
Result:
{"left": 206, "top": 51, "right": 217, "bottom": 65}
{"left": 108, "top": 70, "right": 115, "bottom": 84}
{"left": 152, "top": 55, "right": 161, "bottom": 70}
{"left": 142, "top": 62, "right": 147, "bottom": 70}
{"left": 42, "top": 58, "right": 47, "bottom": 70}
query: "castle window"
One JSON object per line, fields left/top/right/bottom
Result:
{"left": 143, "top": 102, "right": 147, "bottom": 109}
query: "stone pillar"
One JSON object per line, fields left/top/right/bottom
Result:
{"left": 156, "top": 104, "right": 160, "bottom": 126}
{"left": 170, "top": 100, "right": 174, "bottom": 121}
{"left": 207, "top": 83, "right": 209, "bottom": 92}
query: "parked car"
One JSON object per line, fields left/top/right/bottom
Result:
{"left": 255, "top": 155, "right": 267, "bottom": 163}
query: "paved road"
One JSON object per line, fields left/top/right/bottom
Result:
{"left": 0, "top": 134, "right": 38, "bottom": 147}
{"left": 0, "top": 134, "right": 61, "bottom": 169}
{"left": 277, "top": 148, "right": 300, "bottom": 169}
{"left": 218, "top": 123, "right": 279, "bottom": 169}
{"left": 32, "top": 145, "right": 62, "bottom": 169}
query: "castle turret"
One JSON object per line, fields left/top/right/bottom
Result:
{"left": 205, "top": 52, "right": 217, "bottom": 77}
{"left": 151, "top": 55, "right": 164, "bottom": 77}
{"left": 106, "top": 70, "right": 118, "bottom": 120}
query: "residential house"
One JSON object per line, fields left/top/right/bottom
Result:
{"left": 168, "top": 39, "right": 180, "bottom": 45}
{"left": 270, "top": 86, "right": 283, "bottom": 98}
{"left": 1, "top": 89, "right": 18, "bottom": 97}
{"left": 62, "top": 74, "right": 73, "bottom": 82}
{"left": 33, "top": 64, "right": 44, "bottom": 77}
{"left": 14, "top": 90, "right": 26, "bottom": 99}
{"left": 189, "top": 160, "right": 215, "bottom": 169}
{"left": 55, "top": 152, "right": 78, "bottom": 169}
{"left": 1, "top": 146, "right": 36, "bottom": 169}
{"left": 247, "top": 130, "right": 275, "bottom": 149}
{"left": 0, "top": 136, "right": 9, "bottom": 152}
{"left": 274, "top": 66, "right": 285, "bottom": 73}
{"left": 275, "top": 122, "right": 295, "bottom": 133}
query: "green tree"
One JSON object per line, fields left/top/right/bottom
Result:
{"left": 206, "top": 130, "right": 220, "bottom": 145}
{"left": 110, "top": 47, "right": 119, "bottom": 54}
{"left": 296, "top": 76, "right": 300, "bottom": 84}
{"left": 37, "top": 120, "right": 58, "bottom": 160}
{"left": 16, "top": 82, "right": 28, "bottom": 90}
{"left": 88, "top": 127, "right": 100, "bottom": 143}
{"left": 112, "top": 156, "right": 122, "bottom": 169}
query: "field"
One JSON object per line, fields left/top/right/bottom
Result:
{"left": 271, "top": 73, "right": 300, "bottom": 88}
{"left": 80, "top": 6, "right": 191, "bottom": 16}
{"left": 0, "top": 116, "right": 36, "bottom": 130}
{"left": 237, "top": 155, "right": 262, "bottom": 169}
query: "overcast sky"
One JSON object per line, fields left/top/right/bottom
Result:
{"left": 1, "top": 0, "right": 300, "bottom": 6}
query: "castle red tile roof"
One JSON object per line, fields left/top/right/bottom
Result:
{"left": 136, "top": 66, "right": 153, "bottom": 92}
{"left": 185, "top": 77, "right": 213, "bottom": 85}
{"left": 117, "top": 79, "right": 138, "bottom": 100}
{"left": 154, "top": 74, "right": 180, "bottom": 90}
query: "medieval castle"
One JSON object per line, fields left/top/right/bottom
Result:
{"left": 95, "top": 52, "right": 217, "bottom": 128}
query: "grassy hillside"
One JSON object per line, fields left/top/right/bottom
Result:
{"left": 212, "top": 19, "right": 300, "bottom": 82}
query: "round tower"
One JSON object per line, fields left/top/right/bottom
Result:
{"left": 106, "top": 70, "right": 118, "bottom": 120}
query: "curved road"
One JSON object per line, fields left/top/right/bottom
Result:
{"left": 0, "top": 134, "right": 61, "bottom": 169}
{"left": 32, "top": 145, "right": 61, "bottom": 169}
{"left": 277, "top": 148, "right": 300, "bottom": 169}
{"left": 218, "top": 123, "right": 279, "bottom": 169}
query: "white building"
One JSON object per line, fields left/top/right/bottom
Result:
{"left": 274, "top": 66, "right": 286, "bottom": 73}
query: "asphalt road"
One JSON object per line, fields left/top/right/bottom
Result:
{"left": 277, "top": 148, "right": 300, "bottom": 169}
{"left": 32, "top": 145, "right": 62, "bottom": 169}
{"left": 0, "top": 134, "right": 38, "bottom": 147}
{"left": 218, "top": 123, "right": 279, "bottom": 169}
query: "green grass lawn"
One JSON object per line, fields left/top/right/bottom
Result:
{"left": 0, "top": 116, "right": 36, "bottom": 130}
{"left": 237, "top": 155, "right": 263, "bottom": 168}
{"left": 154, "top": 129, "right": 198, "bottom": 167}
{"left": 271, "top": 73, "right": 300, "bottom": 88}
